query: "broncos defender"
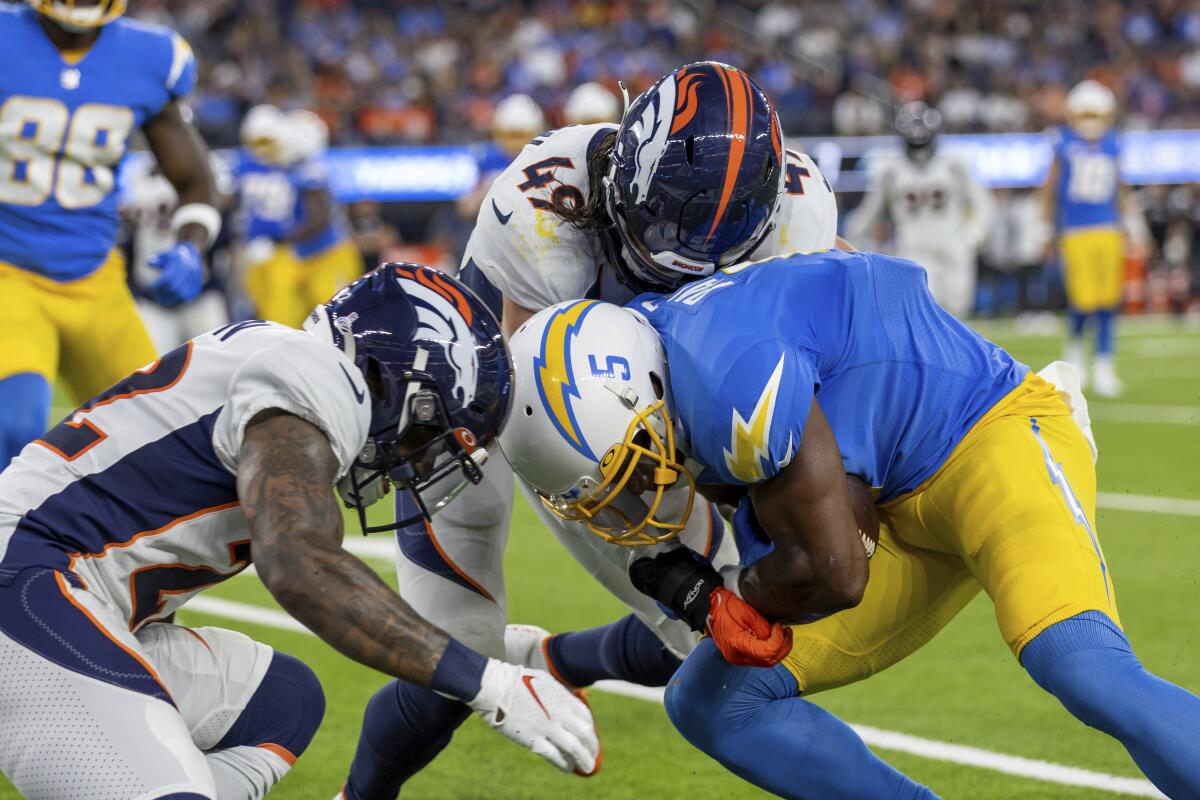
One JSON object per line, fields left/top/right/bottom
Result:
{"left": 0, "top": 0, "right": 222, "bottom": 468}
{"left": 342, "top": 61, "right": 841, "bottom": 798}
{"left": 1038, "top": 80, "right": 1150, "bottom": 397}
{"left": 504, "top": 252, "right": 1200, "bottom": 799}
{"left": 0, "top": 265, "right": 597, "bottom": 800}
{"left": 846, "top": 101, "right": 993, "bottom": 318}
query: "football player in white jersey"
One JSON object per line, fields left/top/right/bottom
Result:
{"left": 342, "top": 61, "right": 843, "bottom": 799}
{"left": 846, "top": 102, "right": 994, "bottom": 318}
{"left": 0, "top": 264, "right": 597, "bottom": 800}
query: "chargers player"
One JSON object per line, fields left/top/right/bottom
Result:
{"left": 1038, "top": 80, "right": 1150, "bottom": 397}
{"left": 504, "top": 252, "right": 1200, "bottom": 799}
{"left": 0, "top": 0, "right": 222, "bottom": 468}
{"left": 846, "top": 102, "right": 993, "bottom": 318}
{"left": 0, "top": 264, "right": 597, "bottom": 800}
{"left": 122, "top": 153, "right": 234, "bottom": 351}
{"left": 342, "top": 61, "right": 841, "bottom": 798}
{"left": 237, "top": 107, "right": 362, "bottom": 328}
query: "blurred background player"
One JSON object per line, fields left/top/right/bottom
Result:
{"left": 0, "top": 0, "right": 221, "bottom": 468}
{"left": 122, "top": 152, "right": 234, "bottom": 351}
{"left": 563, "top": 81, "right": 620, "bottom": 126}
{"left": 437, "top": 92, "right": 548, "bottom": 266}
{"left": 1038, "top": 79, "right": 1151, "bottom": 398}
{"left": 847, "top": 101, "right": 994, "bottom": 319}
{"left": 237, "top": 105, "right": 363, "bottom": 328}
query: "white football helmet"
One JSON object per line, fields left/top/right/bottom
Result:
{"left": 1066, "top": 80, "right": 1116, "bottom": 140}
{"left": 240, "top": 105, "right": 289, "bottom": 165}
{"left": 501, "top": 300, "right": 695, "bottom": 546}
{"left": 286, "top": 109, "right": 330, "bottom": 163}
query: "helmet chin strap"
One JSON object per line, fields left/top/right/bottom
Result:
{"left": 618, "top": 80, "right": 631, "bottom": 117}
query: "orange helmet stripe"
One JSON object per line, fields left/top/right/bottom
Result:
{"left": 705, "top": 65, "right": 751, "bottom": 244}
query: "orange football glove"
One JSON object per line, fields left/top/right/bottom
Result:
{"left": 705, "top": 587, "right": 793, "bottom": 667}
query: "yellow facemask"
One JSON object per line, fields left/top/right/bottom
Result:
{"left": 540, "top": 399, "right": 696, "bottom": 547}
{"left": 31, "top": 0, "right": 127, "bottom": 30}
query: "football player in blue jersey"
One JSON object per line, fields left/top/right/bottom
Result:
{"left": 0, "top": 0, "right": 222, "bottom": 470}
{"left": 502, "top": 250, "right": 1200, "bottom": 799}
{"left": 236, "top": 106, "right": 363, "bottom": 329}
{"left": 1038, "top": 80, "right": 1151, "bottom": 398}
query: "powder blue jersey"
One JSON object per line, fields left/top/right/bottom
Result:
{"left": 0, "top": 5, "right": 196, "bottom": 281}
{"left": 1051, "top": 125, "right": 1122, "bottom": 231}
{"left": 631, "top": 249, "right": 1028, "bottom": 501}
{"left": 234, "top": 151, "right": 344, "bottom": 257}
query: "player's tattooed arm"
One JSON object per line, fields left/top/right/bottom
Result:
{"left": 142, "top": 101, "right": 222, "bottom": 248}
{"left": 739, "top": 401, "right": 869, "bottom": 624}
{"left": 238, "top": 410, "right": 451, "bottom": 684}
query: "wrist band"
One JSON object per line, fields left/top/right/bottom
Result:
{"left": 171, "top": 202, "right": 222, "bottom": 248}
{"left": 429, "top": 638, "right": 489, "bottom": 702}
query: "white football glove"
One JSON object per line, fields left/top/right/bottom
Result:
{"left": 467, "top": 658, "right": 599, "bottom": 774}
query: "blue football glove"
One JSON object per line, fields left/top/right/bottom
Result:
{"left": 732, "top": 497, "right": 775, "bottom": 569}
{"left": 145, "top": 242, "right": 203, "bottom": 307}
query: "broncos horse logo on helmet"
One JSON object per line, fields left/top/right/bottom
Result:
{"left": 304, "top": 263, "right": 513, "bottom": 534}
{"left": 602, "top": 61, "right": 785, "bottom": 293}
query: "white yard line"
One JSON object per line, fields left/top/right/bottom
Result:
{"left": 1090, "top": 403, "right": 1200, "bottom": 425}
{"left": 181, "top": 597, "right": 1164, "bottom": 798}
{"left": 1098, "top": 492, "right": 1200, "bottom": 517}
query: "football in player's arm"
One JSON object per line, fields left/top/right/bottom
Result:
{"left": 501, "top": 250, "right": 1200, "bottom": 799}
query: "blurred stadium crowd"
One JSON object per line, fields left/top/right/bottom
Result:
{"left": 129, "top": 0, "right": 1200, "bottom": 146}
{"left": 95, "top": 0, "right": 1200, "bottom": 327}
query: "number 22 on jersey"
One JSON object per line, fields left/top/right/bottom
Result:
{"left": 0, "top": 95, "right": 134, "bottom": 208}
{"left": 36, "top": 343, "right": 192, "bottom": 461}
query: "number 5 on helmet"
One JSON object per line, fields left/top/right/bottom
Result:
{"left": 499, "top": 299, "right": 695, "bottom": 547}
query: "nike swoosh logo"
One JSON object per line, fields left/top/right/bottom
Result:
{"left": 522, "top": 674, "right": 550, "bottom": 718}
{"left": 492, "top": 199, "right": 513, "bottom": 225}
{"left": 339, "top": 364, "right": 365, "bottom": 404}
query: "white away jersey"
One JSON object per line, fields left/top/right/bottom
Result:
{"left": 846, "top": 151, "right": 993, "bottom": 259}
{"left": 0, "top": 322, "right": 369, "bottom": 630}
{"left": 463, "top": 125, "right": 839, "bottom": 310}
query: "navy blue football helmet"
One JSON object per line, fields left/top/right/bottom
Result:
{"left": 304, "top": 263, "right": 513, "bottom": 534}
{"left": 602, "top": 62, "right": 785, "bottom": 292}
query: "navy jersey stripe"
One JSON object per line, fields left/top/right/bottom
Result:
{"left": 1, "top": 409, "right": 237, "bottom": 580}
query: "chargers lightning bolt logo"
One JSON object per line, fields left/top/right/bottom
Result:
{"left": 533, "top": 300, "right": 600, "bottom": 460}
{"left": 723, "top": 353, "right": 790, "bottom": 483}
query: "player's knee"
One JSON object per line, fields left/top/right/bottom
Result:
{"left": 217, "top": 650, "right": 325, "bottom": 762}
{"left": 0, "top": 373, "right": 51, "bottom": 465}
{"left": 1023, "top": 611, "right": 1149, "bottom": 737}
{"left": 665, "top": 642, "right": 724, "bottom": 748}
{"left": 665, "top": 639, "right": 778, "bottom": 751}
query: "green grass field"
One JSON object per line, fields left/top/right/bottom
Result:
{"left": 4, "top": 317, "right": 1199, "bottom": 799}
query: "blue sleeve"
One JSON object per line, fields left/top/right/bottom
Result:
{"left": 292, "top": 160, "right": 330, "bottom": 192}
{"left": 165, "top": 32, "right": 197, "bottom": 99}
{"left": 692, "top": 340, "right": 817, "bottom": 486}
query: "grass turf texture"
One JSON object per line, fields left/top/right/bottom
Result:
{"left": 3, "top": 318, "right": 1198, "bottom": 799}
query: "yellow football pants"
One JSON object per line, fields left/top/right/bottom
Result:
{"left": 782, "top": 373, "right": 1119, "bottom": 694}
{"left": 0, "top": 251, "right": 157, "bottom": 403}
{"left": 1061, "top": 227, "right": 1124, "bottom": 312}
{"left": 244, "top": 240, "right": 363, "bottom": 329}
